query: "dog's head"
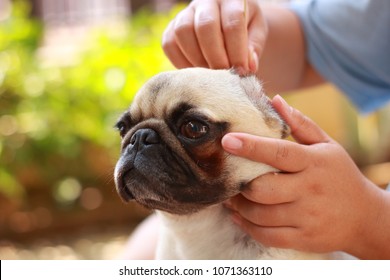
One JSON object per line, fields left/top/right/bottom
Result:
{"left": 114, "top": 68, "right": 289, "bottom": 215}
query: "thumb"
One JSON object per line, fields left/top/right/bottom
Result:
{"left": 272, "top": 95, "right": 332, "bottom": 145}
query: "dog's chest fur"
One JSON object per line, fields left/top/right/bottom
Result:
{"left": 156, "top": 205, "right": 336, "bottom": 260}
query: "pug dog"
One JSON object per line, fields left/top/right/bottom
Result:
{"left": 114, "top": 68, "right": 348, "bottom": 259}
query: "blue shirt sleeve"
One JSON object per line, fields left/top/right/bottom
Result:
{"left": 289, "top": 0, "right": 390, "bottom": 114}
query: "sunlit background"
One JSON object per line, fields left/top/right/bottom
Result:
{"left": 1, "top": 0, "right": 390, "bottom": 260}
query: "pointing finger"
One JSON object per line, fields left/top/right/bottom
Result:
{"left": 222, "top": 132, "right": 309, "bottom": 172}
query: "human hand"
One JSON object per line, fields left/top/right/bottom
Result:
{"left": 162, "top": 0, "right": 267, "bottom": 74}
{"left": 221, "top": 95, "right": 387, "bottom": 257}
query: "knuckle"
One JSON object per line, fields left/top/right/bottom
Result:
{"left": 161, "top": 32, "right": 175, "bottom": 50}
{"left": 297, "top": 114, "right": 309, "bottom": 130}
{"left": 174, "top": 20, "right": 194, "bottom": 36}
{"left": 195, "top": 13, "right": 218, "bottom": 30}
{"left": 245, "top": 139, "right": 259, "bottom": 158}
{"left": 291, "top": 108, "right": 311, "bottom": 132}
{"left": 223, "top": 11, "right": 246, "bottom": 33}
{"left": 307, "top": 205, "right": 322, "bottom": 218}
{"left": 275, "top": 142, "right": 289, "bottom": 160}
{"left": 312, "top": 156, "right": 327, "bottom": 172}
{"left": 161, "top": 41, "right": 178, "bottom": 61}
{"left": 311, "top": 144, "right": 333, "bottom": 168}
{"left": 173, "top": 9, "right": 195, "bottom": 34}
{"left": 308, "top": 183, "right": 324, "bottom": 197}
{"left": 301, "top": 228, "right": 318, "bottom": 246}
{"left": 162, "top": 22, "right": 174, "bottom": 46}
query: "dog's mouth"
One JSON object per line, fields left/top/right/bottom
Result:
{"left": 115, "top": 166, "right": 135, "bottom": 202}
{"left": 113, "top": 138, "right": 237, "bottom": 215}
{"left": 119, "top": 181, "right": 134, "bottom": 202}
{"left": 114, "top": 163, "right": 230, "bottom": 214}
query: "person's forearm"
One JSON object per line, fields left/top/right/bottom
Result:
{"left": 257, "top": 4, "right": 325, "bottom": 93}
{"left": 346, "top": 184, "right": 390, "bottom": 260}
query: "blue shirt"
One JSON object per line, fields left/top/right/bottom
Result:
{"left": 290, "top": 0, "right": 390, "bottom": 114}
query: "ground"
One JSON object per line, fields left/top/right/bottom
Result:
{"left": 0, "top": 226, "right": 132, "bottom": 260}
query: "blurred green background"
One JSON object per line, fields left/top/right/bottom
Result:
{"left": 0, "top": 0, "right": 181, "bottom": 259}
{"left": 1, "top": 0, "right": 390, "bottom": 259}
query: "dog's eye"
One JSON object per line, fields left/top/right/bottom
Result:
{"left": 115, "top": 121, "right": 127, "bottom": 137}
{"left": 180, "top": 120, "right": 209, "bottom": 139}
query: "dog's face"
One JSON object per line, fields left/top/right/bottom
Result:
{"left": 114, "top": 68, "right": 289, "bottom": 215}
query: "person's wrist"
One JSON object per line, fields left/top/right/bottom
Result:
{"left": 344, "top": 181, "right": 389, "bottom": 259}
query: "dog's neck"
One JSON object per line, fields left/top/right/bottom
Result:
{"left": 156, "top": 204, "right": 263, "bottom": 259}
{"left": 155, "top": 203, "right": 345, "bottom": 260}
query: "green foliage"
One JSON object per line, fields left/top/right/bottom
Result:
{"left": 0, "top": 2, "right": 176, "bottom": 201}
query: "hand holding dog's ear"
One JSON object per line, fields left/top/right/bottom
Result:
{"left": 162, "top": 0, "right": 264, "bottom": 74}
{"left": 222, "top": 95, "right": 332, "bottom": 171}
{"left": 222, "top": 95, "right": 390, "bottom": 259}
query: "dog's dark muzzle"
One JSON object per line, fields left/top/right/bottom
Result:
{"left": 115, "top": 128, "right": 161, "bottom": 200}
{"left": 129, "top": 128, "right": 160, "bottom": 147}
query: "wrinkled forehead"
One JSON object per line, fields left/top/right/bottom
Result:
{"left": 129, "top": 70, "right": 243, "bottom": 121}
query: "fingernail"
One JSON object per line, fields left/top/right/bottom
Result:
{"left": 274, "top": 94, "right": 293, "bottom": 115}
{"left": 222, "top": 135, "right": 243, "bottom": 151}
{"left": 249, "top": 49, "right": 258, "bottom": 73}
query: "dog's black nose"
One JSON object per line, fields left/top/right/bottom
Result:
{"left": 130, "top": 128, "right": 160, "bottom": 146}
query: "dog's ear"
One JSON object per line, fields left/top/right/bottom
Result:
{"left": 238, "top": 73, "right": 290, "bottom": 139}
